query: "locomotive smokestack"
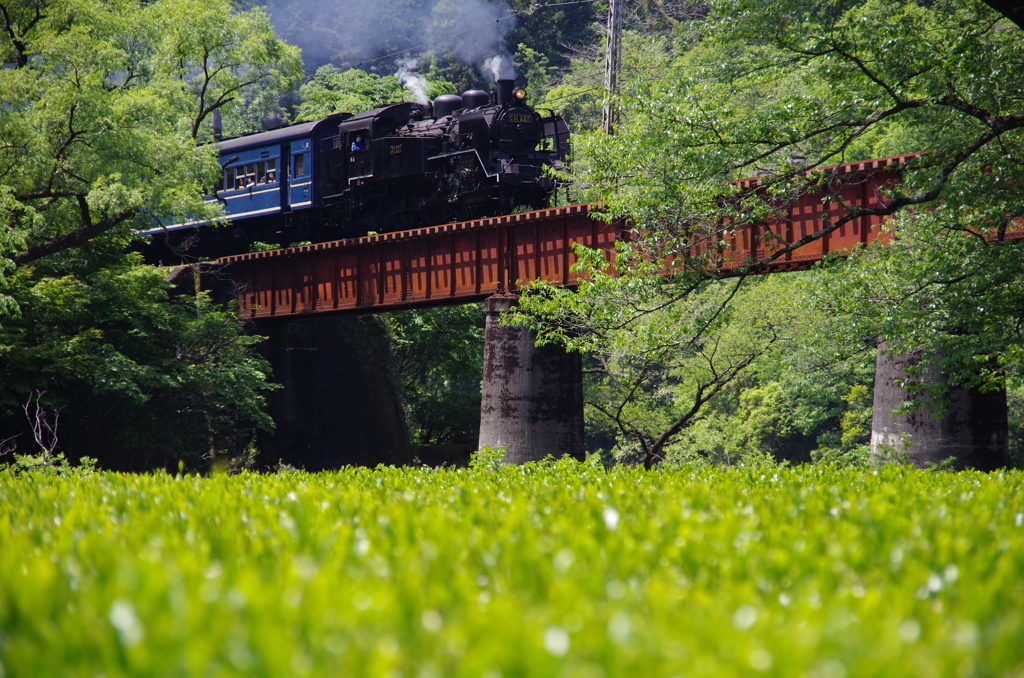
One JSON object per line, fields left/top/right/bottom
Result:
{"left": 496, "top": 79, "right": 514, "bottom": 106}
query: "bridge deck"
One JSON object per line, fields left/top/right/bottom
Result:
{"left": 218, "top": 204, "right": 618, "bottom": 318}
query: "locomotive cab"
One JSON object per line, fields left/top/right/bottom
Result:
{"left": 334, "top": 102, "right": 432, "bottom": 181}
{"left": 347, "top": 129, "right": 371, "bottom": 178}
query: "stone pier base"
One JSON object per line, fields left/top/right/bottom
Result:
{"left": 477, "top": 296, "right": 585, "bottom": 464}
{"left": 871, "top": 344, "right": 1009, "bottom": 470}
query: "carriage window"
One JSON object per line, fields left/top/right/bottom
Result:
{"left": 223, "top": 158, "right": 280, "bottom": 190}
{"left": 293, "top": 153, "right": 305, "bottom": 177}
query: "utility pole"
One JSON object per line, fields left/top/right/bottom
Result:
{"left": 602, "top": 0, "right": 623, "bottom": 135}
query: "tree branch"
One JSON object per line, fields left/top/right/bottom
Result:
{"left": 12, "top": 207, "right": 137, "bottom": 265}
{"left": 0, "top": 3, "right": 45, "bottom": 68}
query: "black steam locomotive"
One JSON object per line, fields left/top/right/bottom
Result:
{"left": 144, "top": 80, "right": 570, "bottom": 257}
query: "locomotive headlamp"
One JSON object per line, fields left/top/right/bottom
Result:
{"left": 514, "top": 87, "right": 527, "bottom": 101}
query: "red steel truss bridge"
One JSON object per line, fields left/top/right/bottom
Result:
{"left": 215, "top": 154, "right": 1024, "bottom": 319}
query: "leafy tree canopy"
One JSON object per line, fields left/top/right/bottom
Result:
{"left": 0, "top": 0, "right": 301, "bottom": 277}
{"left": 576, "top": 0, "right": 1024, "bottom": 234}
{"left": 0, "top": 264, "right": 276, "bottom": 470}
{"left": 0, "top": 0, "right": 300, "bottom": 469}
{"left": 516, "top": 0, "right": 1024, "bottom": 464}
{"left": 296, "top": 66, "right": 455, "bottom": 121}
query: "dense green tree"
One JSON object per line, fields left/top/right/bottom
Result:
{"left": 1, "top": 0, "right": 301, "bottom": 270}
{"left": 0, "top": 0, "right": 301, "bottom": 469}
{"left": 297, "top": 67, "right": 408, "bottom": 121}
{"left": 516, "top": 0, "right": 1024, "bottom": 464}
{"left": 0, "top": 264, "right": 275, "bottom": 470}
{"left": 383, "top": 305, "right": 485, "bottom": 449}
{"left": 667, "top": 275, "right": 877, "bottom": 467}
{"left": 573, "top": 0, "right": 1024, "bottom": 231}
{"left": 506, "top": 0, "right": 599, "bottom": 75}
{"left": 512, "top": 249, "right": 804, "bottom": 466}
{"left": 296, "top": 66, "right": 455, "bottom": 121}
{"left": 539, "top": 29, "right": 678, "bottom": 132}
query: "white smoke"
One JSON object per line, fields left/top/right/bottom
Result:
{"left": 396, "top": 58, "right": 430, "bottom": 105}
{"left": 481, "top": 54, "right": 516, "bottom": 83}
{"left": 266, "top": 0, "right": 517, "bottom": 75}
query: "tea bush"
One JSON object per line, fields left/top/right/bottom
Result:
{"left": 0, "top": 461, "right": 1021, "bottom": 676}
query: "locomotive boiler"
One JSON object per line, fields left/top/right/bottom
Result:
{"left": 145, "top": 80, "right": 570, "bottom": 258}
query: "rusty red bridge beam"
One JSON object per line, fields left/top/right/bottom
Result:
{"left": 216, "top": 154, "right": 1023, "bottom": 319}
{"left": 219, "top": 204, "right": 618, "bottom": 319}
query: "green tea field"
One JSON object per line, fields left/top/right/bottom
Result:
{"left": 1, "top": 461, "right": 1022, "bottom": 677}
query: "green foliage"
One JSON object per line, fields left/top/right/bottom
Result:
{"left": 581, "top": 271, "right": 876, "bottom": 467}
{"left": 468, "top": 445, "right": 505, "bottom": 472}
{"left": 0, "top": 0, "right": 301, "bottom": 278}
{"left": 518, "top": 0, "right": 1024, "bottom": 462}
{"left": 571, "top": 0, "right": 1024, "bottom": 247}
{"left": 296, "top": 66, "right": 456, "bottom": 121}
{"left": 383, "top": 305, "right": 485, "bottom": 446}
{"left": 5, "top": 452, "right": 97, "bottom": 478}
{"left": 506, "top": 0, "right": 601, "bottom": 74}
{"left": 838, "top": 386, "right": 873, "bottom": 451}
{"left": 540, "top": 30, "right": 678, "bottom": 134}
{"left": 0, "top": 0, "right": 294, "bottom": 470}
{"left": 151, "top": 0, "right": 302, "bottom": 141}
{"left": 808, "top": 211, "right": 1024, "bottom": 394}
{"left": 514, "top": 262, "right": 823, "bottom": 466}
{"left": 811, "top": 385, "right": 874, "bottom": 467}
{"left": 0, "top": 465, "right": 1021, "bottom": 675}
{"left": 514, "top": 44, "right": 554, "bottom": 102}
{"left": 0, "top": 264, "right": 276, "bottom": 470}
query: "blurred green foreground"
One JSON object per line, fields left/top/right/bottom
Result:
{"left": 1, "top": 461, "right": 1021, "bottom": 677}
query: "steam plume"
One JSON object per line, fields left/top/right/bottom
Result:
{"left": 265, "top": 0, "right": 517, "bottom": 75}
{"left": 482, "top": 54, "right": 516, "bottom": 82}
{"left": 396, "top": 59, "right": 430, "bottom": 105}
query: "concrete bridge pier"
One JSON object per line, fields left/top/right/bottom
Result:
{"left": 258, "top": 316, "right": 414, "bottom": 470}
{"left": 871, "top": 343, "right": 1009, "bottom": 470}
{"left": 478, "top": 295, "right": 586, "bottom": 464}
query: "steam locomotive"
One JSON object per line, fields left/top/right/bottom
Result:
{"left": 144, "top": 79, "right": 570, "bottom": 258}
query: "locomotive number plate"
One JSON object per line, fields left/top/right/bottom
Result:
{"left": 390, "top": 145, "right": 402, "bottom": 154}
{"left": 508, "top": 114, "right": 532, "bottom": 123}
